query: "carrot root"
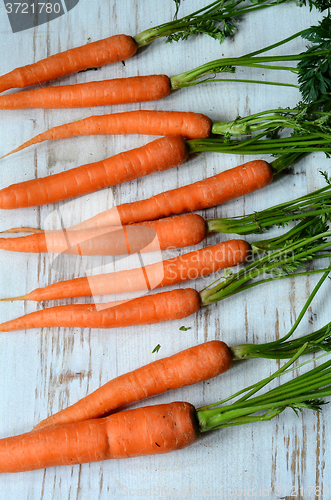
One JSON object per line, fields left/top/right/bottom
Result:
{"left": 0, "top": 75, "right": 171, "bottom": 109}
{"left": 0, "top": 35, "right": 138, "bottom": 94}
{"left": 0, "top": 136, "right": 188, "bottom": 209}
{"left": 0, "top": 111, "right": 212, "bottom": 159}
{"left": 7, "top": 239, "right": 249, "bottom": 302}
{"left": 0, "top": 214, "right": 207, "bottom": 255}
{"left": 34, "top": 340, "right": 232, "bottom": 430}
{"left": 0, "top": 402, "right": 198, "bottom": 472}
{"left": 0, "top": 288, "right": 201, "bottom": 332}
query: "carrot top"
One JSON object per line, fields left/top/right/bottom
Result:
{"left": 207, "top": 177, "right": 331, "bottom": 235}
{"left": 197, "top": 345, "right": 331, "bottom": 432}
{"left": 200, "top": 215, "right": 331, "bottom": 306}
{"left": 133, "top": 0, "right": 325, "bottom": 48}
{"left": 168, "top": 15, "right": 331, "bottom": 104}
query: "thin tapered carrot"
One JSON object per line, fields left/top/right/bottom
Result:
{"left": 0, "top": 288, "right": 201, "bottom": 332}
{"left": 0, "top": 111, "right": 212, "bottom": 158}
{"left": 0, "top": 402, "right": 198, "bottom": 472}
{"left": 0, "top": 136, "right": 188, "bottom": 209}
{"left": 0, "top": 35, "right": 138, "bottom": 94}
{"left": 0, "top": 214, "right": 207, "bottom": 255}
{"left": 34, "top": 341, "right": 232, "bottom": 430}
{"left": 0, "top": 75, "right": 171, "bottom": 109}
{"left": 68, "top": 159, "right": 274, "bottom": 230}
{"left": 1, "top": 240, "right": 249, "bottom": 302}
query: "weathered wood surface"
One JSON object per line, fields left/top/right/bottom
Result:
{"left": 0, "top": 1, "right": 329, "bottom": 498}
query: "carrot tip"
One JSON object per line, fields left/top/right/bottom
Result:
{"left": 0, "top": 296, "right": 26, "bottom": 302}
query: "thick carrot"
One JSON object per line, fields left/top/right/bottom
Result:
{"left": 0, "top": 75, "right": 171, "bottom": 109}
{"left": 0, "top": 214, "right": 207, "bottom": 255}
{"left": 0, "top": 402, "right": 198, "bottom": 472}
{"left": 68, "top": 159, "right": 274, "bottom": 230}
{"left": 3, "top": 240, "right": 249, "bottom": 302}
{"left": 1, "top": 111, "right": 212, "bottom": 158}
{"left": 0, "top": 35, "right": 138, "bottom": 94}
{"left": 0, "top": 288, "right": 201, "bottom": 332}
{"left": 0, "top": 136, "right": 188, "bottom": 209}
{"left": 34, "top": 341, "right": 232, "bottom": 430}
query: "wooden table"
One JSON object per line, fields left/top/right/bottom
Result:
{"left": 0, "top": 1, "right": 329, "bottom": 498}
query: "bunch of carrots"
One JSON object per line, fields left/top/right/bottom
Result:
{"left": 1, "top": 267, "right": 331, "bottom": 472}
{"left": 0, "top": 0, "right": 330, "bottom": 475}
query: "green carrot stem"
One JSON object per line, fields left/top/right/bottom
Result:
{"left": 133, "top": 0, "right": 308, "bottom": 47}
{"left": 199, "top": 222, "right": 331, "bottom": 305}
{"left": 230, "top": 266, "right": 331, "bottom": 360}
{"left": 196, "top": 348, "right": 331, "bottom": 432}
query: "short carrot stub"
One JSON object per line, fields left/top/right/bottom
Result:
{"left": 0, "top": 402, "right": 199, "bottom": 472}
{"left": 69, "top": 159, "right": 274, "bottom": 230}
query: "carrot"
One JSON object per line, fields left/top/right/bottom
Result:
{"left": 0, "top": 75, "right": 172, "bottom": 109}
{"left": 0, "top": 288, "right": 201, "bottom": 332}
{"left": 0, "top": 111, "right": 212, "bottom": 158}
{"left": 1, "top": 240, "right": 249, "bottom": 302}
{"left": 67, "top": 159, "right": 274, "bottom": 230}
{"left": 0, "top": 402, "right": 199, "bottom": 472}
{"left": 34, "top": 341, "right": 232, "bottom": 430}
{"left": 0, "top": 35, "right": 138, "bottom": 94}
{"left": 0, "top": 214, "right": 207, "bottom": 255}
{"left": 0, "top": 136, "right": 188, "bottom": 209}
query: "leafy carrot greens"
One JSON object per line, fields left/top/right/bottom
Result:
{"left": 135, "top": 0, "right": 327, "bottom": 47}
{"left": 169, "top": 14, "right": 331, "bottom": 104}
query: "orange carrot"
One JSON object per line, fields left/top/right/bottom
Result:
{"left": 34, "top": 341, "right": 232, "bottom": 430}
{"left": 0, "top": 402, "right": 198, "bottom": 472}
{"left": 0, "top": 75, "right": 171, "bottom": 109}
{"left": 0, "top": 35, "right": 138, "bottom": 94}
{"left": 0, "top": 0, "right": 242, "bottom": 95}
{"left": 0, "top": 136, "right": 188, "bottom": 209}
{"left": 68, "top": 159, "right": 274, "bottom": 230}
{"left": 0, "top": 214, "right": 207, "bottom": 255}
{"left": 2, "top": 240, "right": 249, "bottom": 302}
{"left": 1, "top": 111, "right": 212, "bottom": 158}
{"left": 0, "top": 288, "right": 201, "bottom": 332}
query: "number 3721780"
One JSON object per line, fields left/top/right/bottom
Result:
{"left": 5, "top": 3, "right": 62, "bottom": 14}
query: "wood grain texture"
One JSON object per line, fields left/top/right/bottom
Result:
{"left": 0, "top": 0, "right": 329, "bottom": 498}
